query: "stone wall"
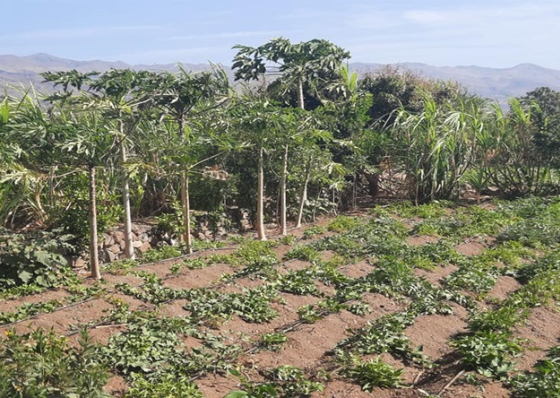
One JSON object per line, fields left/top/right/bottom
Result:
{"left": 97, "top": 207, "right": 251, "bottom": 263}
{"left": 100, "top": 223, "right": 155, "bottom": 263}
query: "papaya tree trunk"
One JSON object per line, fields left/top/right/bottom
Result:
{"left": 120, "top": 127, "right": 134, "bottom": 260}
{"left": 297, "top": 77, "right": 305, "bottom": 110}
{"left": 280, "top": 144, "right": 289, "bottom": 236}
{"left": 296, "top": 154, "right": 313, "bottom": 228}
{"left": 181, "top": 172, "right": 193, "bottom": 253}
{"left": 88, "top": 165, "right": 100, "bottom": 280}
{"left": 178, "top": 117, "right": 193, "bottom": 253}
{"left": 257, "top": 145, "right": 267, "bottom": 241}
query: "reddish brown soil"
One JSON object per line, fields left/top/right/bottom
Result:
{"left": 415, "top": 264, "right": 459, "bottom": 286}
{"left": 0, "top": 288, "right": 70, "bottom": 312}
{"left": 2, "top": 206, "right": 557, "bottom": 398}
{"left": 488, "top": 276, "right": 521, "bottom": 301}
{"left": 405, "top": 307, "right": 468, "bottom": 361}
{"left": 514, "top": 306, "right": 560, "bottom": 371}
{"left": 163, "top": 263, "right": 234, "bottom": 289}
{"left": 6, "top": 298, "right": 113, "bottom": 335}
{"left": 406, "top": 235, "right": 440, "bottom": 246}
{"left": 455, "top": 240, "right": 487, "bottom": 257}
{"left": 340, "top": 259, "right": 374, "bottom": 278}
{"left": 104, "top": 375, "right": 127, "bottom": 397}
{"left": 195, "top": 374, "right": 240, "bottom": 398}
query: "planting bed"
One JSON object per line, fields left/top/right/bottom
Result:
{"left": 2, "top": 197, "right": 560, "bottom": 397}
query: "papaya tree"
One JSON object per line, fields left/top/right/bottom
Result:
{"left": 232, "top": 37, "right": 350, "bottom": 110}
{"left": 88, "top": 69, "right": 155, "bottom": 259}
{"left": 232, "top": 38, "right": 350, "bottom": 230}
{"left": 228, "top": 96, "right": 287, "bottom": 241}
{"left": 148, "top": 67, "right": 229, "bottom": 253}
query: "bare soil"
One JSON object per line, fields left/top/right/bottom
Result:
{"left": 2, "top": 207, "right": 559, "bottom": 398}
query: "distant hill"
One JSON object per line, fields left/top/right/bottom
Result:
{"left": 351, "top": 62, "right": 560, "bottom": 102}
{"left": 0, "top": 53, "right": 209, "bottom": 94}
{"left": 2, "top": 53, "right": 560, "bottom": 101}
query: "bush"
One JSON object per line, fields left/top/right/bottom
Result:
{"left": 0, "top": 328, "right": 109, "bottom": 398}
{"left": 0, "top": 228, "right": 75, "bottom": 288}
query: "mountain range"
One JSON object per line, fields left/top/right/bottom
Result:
{"left": 2, "top": 53, "right": 560, "bottom": 101}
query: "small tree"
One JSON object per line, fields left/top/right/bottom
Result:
{"left": 228, "top": 96, "right": 287, "bottom": 240}
{"left": 232, "top": 38, "right": 349, "bottom": 230}
{"left": 148, "top": 67, "right": 229, "bottom": 252}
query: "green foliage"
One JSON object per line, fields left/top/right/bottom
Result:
{"left": 468, "top": 305, "right": 529, "bottom": 334}
{"left": 445, "top": 259, "right": 501, "bottom": 294}
{"left": 182, "top": 287, "right": 278, "bottom": 324}
{"left": 391, "top": 95, "right": 482, "bottom": 202}
{"left": 142, "top": 245, "right": 183, "bottom": 263}
{"left": 283, "top": 244, "right": 320, "bottom": 261}
{"left": 452, "top": 331, "right": 522, "bottom": 379}
{"left": 404, "top": 240, "right": 462, "bottom": 269}
{"left": 479, "top": 241, "right": 535, "bottom": 267}
{"left": 126, "top": 374, "right": 203, "bottom": 398}
{"left": 101, "top": 324, "right": 186, "bottom": 376}
{"left": 512, "top": 346, "right": 560, "bottom": 398}
{"left": 116, "top": 273, "right": 190, "bottom": 304}
{"left": 390, "top": 201, "right": 451, "bottom": 219}
{"left": 277, "top": 234, "right": 297, "bottom": 245}
{"left": 103, "top": 258, "right": 140, "bottom": 275}
{"left": 336, "top": 312, "right": 426, "bottom": 363}
{"left": 50, "top": 172, "right": 122, "bottom": 249}
{"left": 260, "top": 333, "right": 288, "bottom": 351}
{"left": 343, "top": 356, "right": 404, "bottom": 390}
{"left": 0, "top": 228, "right": 75, "bottom": 288}
{"left": 327, "top": 215, "right": 361, "bottom": 232}
{"left": 488, "top": 99, "right": 558, "bottom": 196}
{"left": 0, "top": 299, "right": 63, "bottom": 325}
{"left": 265, "top": 365, "right": 324, "bottom": 397}
{"left": 278, "top": 268, "right": 321, "bottom": 296}
{"left": 297, "top": 304, "right": 324, "bottom": 323}
{"left": 412, "top": 205, "right": 511, "bottom": 238}
{"left": 347, "top": 301, "right": 371, "bottom": 316}
{"left": 302, "top": 225, "right": 327, "bottom": 239}
{"left": 498, "top": 217, "right": 560, "bottom": 248}
{"left": 0, "top": 328, "right": 109, "bottom": 398}
{"left": 227, "top": 240, "right": 279, "bottom": 268}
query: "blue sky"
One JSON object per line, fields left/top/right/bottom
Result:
{"left": 3, "top": 0, "right": 560, "bottom": 69}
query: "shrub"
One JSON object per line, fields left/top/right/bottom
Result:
{"left": 0, "top": 228, "right": 75, "bottom": 288}
{"left": 0, "top": 328, "right": 109, "bottom": 398}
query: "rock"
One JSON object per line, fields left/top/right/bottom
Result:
{"left": 140, "top": 233, "right": 149, "bottom": 242}
{"left": 72, "top": 257, "right": 86, "bottom": 269}
{"left": 132, "top": 241, "right": 143, "bottom": 248}
{"left": 197, "top": 232, "right": 207, "bottom": 241}
{"left": 103, "top": 234, "right": 114, "bottom": 247}
{"left": 132, "top": 224, "right": 151, "bottom": 234}
{"left": 113, "top": 231, "right": 124, "bottom": 243}
{"left": 104, "top": 248, "right": 116, "bottom": 262}
{"left": 109, "top": 244, "right": 121, "bottom": 254}
{"left": 119, "top": 240, "right": 126, "bottom": 250}
{"left": 240, "top": 220, "right": 252, "bottom": 232}
{"left": 138, "top": 242, "right": 151, "bottom": 252}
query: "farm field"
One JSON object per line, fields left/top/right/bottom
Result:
{"left": 2, "top": 196, "right": 560, "bottom": 397}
